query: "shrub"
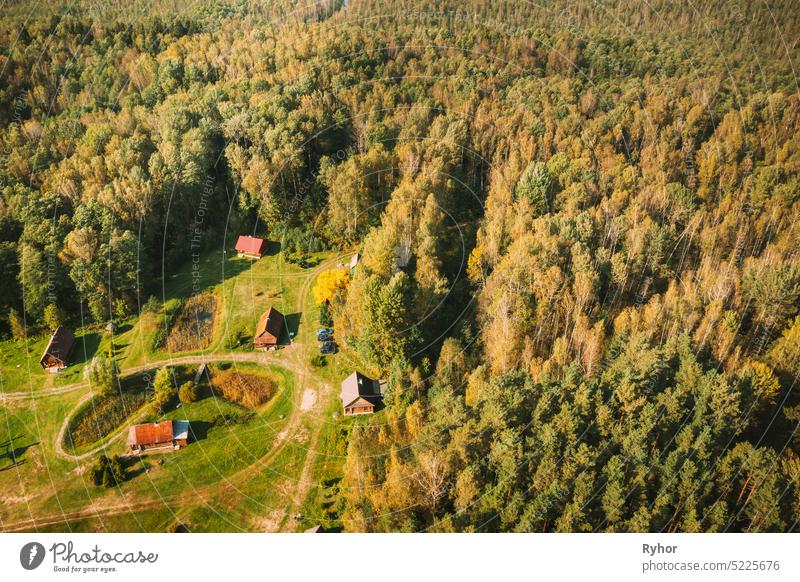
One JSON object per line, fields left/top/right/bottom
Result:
{"left": 319, "top": 301, "right": 333, "bottom": 327}
{"left": 223, "top": 324, "right": 247, "bottom": 350}
{"left": 179, "top": 380, "right": 199, "bottom": 404}
{"left": 142, "top": 296, "right": 160, "bottom": 313}
{"left": 310, "top": 354, "right": 327, "bottom": 368}
{"left": 89, "top": 455, "right": 126, "bottom": 487}
{"left": 151, "top": 367, "right": 178, "bottom": 413}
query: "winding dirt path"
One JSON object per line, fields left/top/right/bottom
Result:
{"left": 1, "top": 255, "right": 349, "bottom": 532}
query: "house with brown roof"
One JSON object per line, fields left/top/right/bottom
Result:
{"left": 340, "top": 371, "right": 386, "bottom": 416}
{"left": 235, "top": 235, "right": 268, "bottom": 259}
{"left": 254, "top": 307, "right": 285, "bottom": 350}
{"left": 127, "top": 420, "right": 190, "bottom": 453}
{"left": 39, "top": 326, "right": 75, "bottom": 372}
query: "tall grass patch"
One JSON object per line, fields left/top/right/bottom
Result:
{"left": 210, "top": 371, "right": 278, "bottom": 409}
{"left": 165, "top": 293, "right": 217, "bottom": 352}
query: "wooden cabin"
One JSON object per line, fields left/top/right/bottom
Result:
{"left": 235, "top": 235, "right": 268, "bottom": 259}
{"left": 39, "top": 326, "right": 75, "bottom": 373}
{"left": 340, "top": 371, "right": 386, "bottom": 416}
{"left": 254, "top": 307, "right": 285, "bottom": 350}
{"left": 127, "top": 420, "right": 190, "bottom": 453}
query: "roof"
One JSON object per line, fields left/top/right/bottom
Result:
{"left": 40, "top": 326, "right": 75, "bottom": 365}
{"left": 349, "top": 253, "right": 360, "bottom": 268}
{"left": 127, "top": 420, "right": 175, "bottom": 446}
{"left": 255, "top": 307, "right": 285, "bottom": 343}
{"left": 341, "top": 371, "right": 381, "bottom": 408}
{"left": 304, "top": 525, "right": 323, "bottom": 533}
{"left": 235, "top": 235, "right": 267, "bottom": 255}
{"left": 172, "top": 420, "right": 190, "bottom": 441}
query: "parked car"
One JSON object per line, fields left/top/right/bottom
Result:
{"left": 317, "top": 332, "right": 333, "bottom": 342}
{"left": 316, "top": 327, "right": 333, "bottom": 336}
{"left": 320, "top": 341, "right": 337, "bottom": 354}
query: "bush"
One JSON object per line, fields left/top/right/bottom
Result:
{"left": 179, "top": 380, "right": 199, "bottom": 404}
{"left": 223, "top": 324, "right": 247, "bottom": 350}
{"left": 319, "top": 301, "right": 333, "bottom": 327}
{"left": 310, "top": 354, "right": 327, "bottom": 368}
{"left": 151, "top": 367, "right": 178, "bottom": 413}
{"left": 89, "top": 455, "right": 126, "bottom": 487}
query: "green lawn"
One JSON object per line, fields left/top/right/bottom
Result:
{"left": 0, "top": 246, "right": 376, "bottom": 532}
{"left": 0, "top": 329, "right": 105, "bottom": 393}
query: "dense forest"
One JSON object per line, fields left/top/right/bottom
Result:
{"left": 2, "top": 0, "right": 800, "bottom": 531}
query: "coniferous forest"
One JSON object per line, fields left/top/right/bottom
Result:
{"left": 1, "top": 0, "right": 800, "bottom": 532}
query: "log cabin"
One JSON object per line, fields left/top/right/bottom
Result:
{"left": 254, "top": 307, "right": 285, "bottom": 350}
{"left": 127, "top": 420, "right": 190, "bottom": 452}
{"left": 340, "top": 371, "right": 386, "bottom": 416}
{"left": 235, "top": 235, "right": 268, "bottom": 259}
{"left": 39, "top": 326, "right": 75, "bottom": 372}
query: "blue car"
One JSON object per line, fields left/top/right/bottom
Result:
{"left": 316, "top": 328, "right": 333, "bottom": 341}
{"left": 320, "top": 341, "right": 337, "bottom": 354}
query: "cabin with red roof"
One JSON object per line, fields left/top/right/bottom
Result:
{"left": 235, "top": 235, "right": 268, "bottom": 259}
{"left": 254, "top": 307, "right": 285, "bottom": 350}
{"left": 127, "top": 420, "right": 190, "bottom": 452}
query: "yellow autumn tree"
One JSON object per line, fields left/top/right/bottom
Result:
{"left": 312, "top": 268, "right": 351, "bottom": 305}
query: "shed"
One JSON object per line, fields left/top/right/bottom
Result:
{"left": 235, "top": 235, "right": 268, "bottom": 259}
{"left": 254, "top": 307, "right": 285, "bottom": 350}
{"left": 127, "top": 420, "right": 190, "bottom": 452}
{"left": 39, "top": 326, "right": 75, "bottom": 372}
{"left": 340, "top": 371, "right": 384, "bottom": 416}
{"left": 349, "top": 253, "right": 361, "bottom": 270}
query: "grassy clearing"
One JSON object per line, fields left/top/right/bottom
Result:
{"left": 0, "top": 329, "right": 105, "bottom": 393}
{"left": 0, "top": 361, "right": 296, "bottom": 529}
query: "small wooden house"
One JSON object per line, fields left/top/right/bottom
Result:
{"left": 235, "top": 235, "right": 268, "bottom": 259}
{"left": 349, "top": 252, "right": 360, "bottom": 271}
{"left": 127, "top": 420, "right": 190, "bottom": 452}
{"left": 254, "top": 307, "right": 285, "bottom": 350}
{"left": 39, "top": 326, "right": 75, "bottom": 372}
{"left": 340, "top": 371, "right": 385, "bottom": 416}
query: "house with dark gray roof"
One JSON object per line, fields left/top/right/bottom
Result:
{"left": 340, "top": 371, "right": 386, "bottom": 415}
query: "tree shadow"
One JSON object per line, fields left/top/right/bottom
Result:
{"left": 188, "top": 420, "right": 213, "bottom": 442}
{"left": 282, "top": 312, "right": 302, "bottom": 344}
{"left": 123, "top": 456, "right": 149, "bottom": 480}
{"left": 162, "top": 253, "right": 256, "bottom": 301}
{"left": 0, "top": 436, "right": 39, "bottom": 471}
{"left": 70, "top": 332, "right": 101, "bottom": 366}
{"left": 262, "top": 240, "right": 281, "bottom": 257}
